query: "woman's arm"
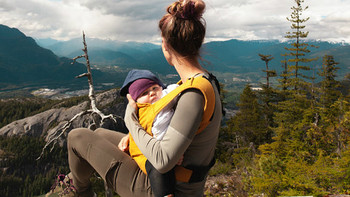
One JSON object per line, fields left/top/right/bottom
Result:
{"left": 124, "top": 89, "right": 204, "bottom": 173}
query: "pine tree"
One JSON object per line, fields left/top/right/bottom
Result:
{"left": 227, "top": 84, "right": 268, "bottom": 148}
{"left": 258, "top": 54, "right": 277, "bottom": 136}
{"left": 262, "top": 0, "right": 317, "bottom": 157}
{"left": 259, "top": 54, "right": 276, "bottom": 88}
{"left": 314, "top": 55, "right": 347, "bottom": 156}
{"left": 318, "top": 55, "right": 341, "bottom": 108}
{"left": 283, "top": 0, "right": 317, "bottom": 91}
{"left": 280, "top": 56, "right": 289, "bottom": 92}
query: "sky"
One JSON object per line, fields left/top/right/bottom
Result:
{"left": 0, "top": 0, "right": 350, "bottom": 44}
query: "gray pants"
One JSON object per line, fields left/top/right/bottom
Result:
{"left": 67, "top": 127, "right": 153, "bottom": 197}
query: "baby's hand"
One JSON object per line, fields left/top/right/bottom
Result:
{"left": 177, "top": 155, "right": 184, "bottom": 165}
{"left": 118, "top": 134, "right": 130, "bottom": 152}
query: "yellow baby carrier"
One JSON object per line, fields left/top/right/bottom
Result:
{"left": 128, "top": 74, "right": 217, "bottom": 182}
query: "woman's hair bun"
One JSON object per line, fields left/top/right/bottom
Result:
{"left": 168, "top": 0, "right": 206, "bottom": 20}
{"left": 188, "top": 0, "right": 206, "bottom": 18}
{"left": 160, "top": 0, "right": 206, "bottom": 57}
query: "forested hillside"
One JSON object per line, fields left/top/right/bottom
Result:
{"left": 0, "top": 136, "right": 68, "bottom": 196}
{"left": 208, "top": 1, "right": 350, "bottom": 196}
{"left": 0, "top": 91, "right": 126, "bottom": 197}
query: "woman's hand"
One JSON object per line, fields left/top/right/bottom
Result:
{"left": 127, "top": 94, "right": 137, "bottom": 110}
{"left": 177, "top": 155, "right": 184, "bottom": 165}
{"left": 118, "top": 134, "right": 130, "bottom": 152}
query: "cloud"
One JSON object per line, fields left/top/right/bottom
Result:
{"left": 0, "top": 0, "right": 349, "bottom": 43}
{"left": 0, "top": 1, "right": 14, "bottom": 12}
{"left": 75, "top": 0, "right": 168, "bottom": 20}
{"left": 305, "top": 0, "right": 350, "bottom": 42}
{"left": 204, "top": 0, "right": 293, "bottom": 41}
{"left": 205, "top": 0, "right": 350, "bottom": 42}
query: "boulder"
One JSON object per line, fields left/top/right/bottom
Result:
{"left": 0, "top": 89, "right": 128, "bottom": 141}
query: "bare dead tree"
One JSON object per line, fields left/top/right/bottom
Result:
{"left": 72, "top": 32, "right": 117, "bottom": 126}
{"left": 37, "top": 32, "right": 119, "bottom": 160}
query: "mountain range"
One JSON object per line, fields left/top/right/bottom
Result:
{"left": 36, "top": 37, "right": 174, "bottom": 74}
{"left": 38, "top": 34, "right": 350, "bottom": 77}
{"left": 1, "top": 24, "right": 349, "bottom": 94}
{"left": 0, "top": 25, "right": 88, "bottom": 88}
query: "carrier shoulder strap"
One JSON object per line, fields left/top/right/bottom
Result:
{"left": 129, "top": 74, "right": 216, "bottom": 175}
{"left": 137, "top": 74, "right": 216, "bottom": 135}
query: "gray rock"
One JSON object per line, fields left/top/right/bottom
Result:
{"left": 0, "top": 89, "right": 128, "bottom": 141}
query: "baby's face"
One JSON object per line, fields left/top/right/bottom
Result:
{"left": 136, "top": 84, "right": 163, "bottom": 104}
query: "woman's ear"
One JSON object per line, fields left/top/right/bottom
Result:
{"left": 161, "top": 37, "right": 175, "bottom": 66}
{"left": 162, "top": 38, "right": 169, "bottom": 51}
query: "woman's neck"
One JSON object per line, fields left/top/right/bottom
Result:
{"left": 173, "top": 57, "right": 205, "bottom": 82}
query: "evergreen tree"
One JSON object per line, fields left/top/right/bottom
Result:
{"left": 318, "top": 55, "right": 341, "bottom": 108}
{"left": 263, "top": 0, "right": 317, "bottom": 158}
{"left": 258, "top": 54, "right": 278, "bottom": 137}
{"left": 283, "top": 0, "right": 316, "bottom": 91}
{"left": 226, "top": 84, "right": 268, "bottom": 149}
{"left": 259, "top": 54, "right": 276, "bottom": 88}
{"left": 218, "top": 84, "right": 269, "bottom": 168}
{"left": 313, "top": 55, "right": 348, "bottom": 156}
{"left": 280, "top": 57, "right": 289, "bottom": 92}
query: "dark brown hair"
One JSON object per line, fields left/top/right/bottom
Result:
{"left": 159, "top": 0, "right": 206, "bottom": 58}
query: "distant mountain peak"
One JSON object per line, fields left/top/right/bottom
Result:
{"left": 0, "top": 24, "right": 27, "bottom": 39}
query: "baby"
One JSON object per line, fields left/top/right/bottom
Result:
{"left": 120, "top": 69, "right": 179, "bottom": 197}
{"left": 126, "top": 71, "right": 178, "bottom": 141}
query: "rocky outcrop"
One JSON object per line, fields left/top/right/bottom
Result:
{"left": 0, "top": 89, "right": 128, "bottom": 140}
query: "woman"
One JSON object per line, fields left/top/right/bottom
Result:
{"left": 59, "top": 0, "right": 222, "bottom": 196}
